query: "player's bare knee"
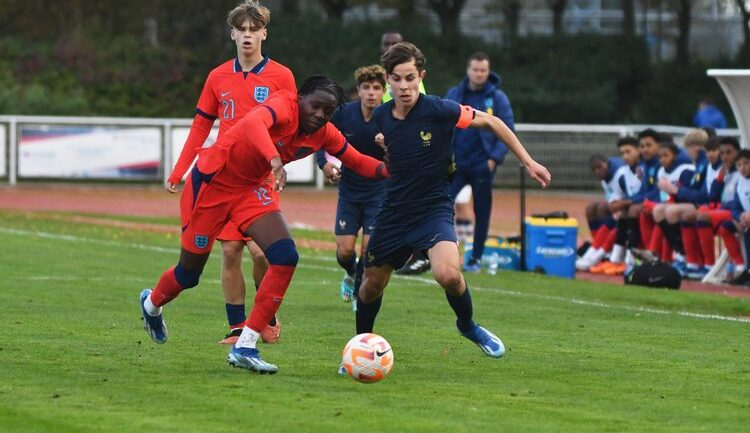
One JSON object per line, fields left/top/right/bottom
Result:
{"left": 585, "top": 202, "right": 599, "bottom": 219}
{"left": 359, "top": 281, "right": 384, "bottom": 303}
{"left": 337, "top": 247, "right": 356, "bottom": 262}
{"left": 596, "top": 202, "right": 611, "bottom": 219}
{"left": 628, "top": 204, "right": 642, "bottom": 218}
{"left": 433, "top": 266, "right": 462, "bottom": 291}
{"left": 665, "top": 207, "right": 680, "bottom": 224}
{"left": 221, "top": 241, "right": 244, "bottom": 267}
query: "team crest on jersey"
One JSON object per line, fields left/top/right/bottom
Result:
{"left": 420, "top": 131, "right": 432, "bottom": 147}
{"left": 194, "top": 235, "right": 209, "bottom": 249}
{"left": 254, "top": 86, "right": 270, "bottom": 103}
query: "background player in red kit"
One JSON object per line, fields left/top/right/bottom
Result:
{"left": 140, "top": 76, "right": 388, "bottom": 374}
{"left": 167, "top": 0, "right": 295, "bottom": 345}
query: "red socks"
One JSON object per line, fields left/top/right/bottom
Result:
{"left": 245, "top": 264, "right": 296, "bottom": 332}
{"left": 681, "top": 225, "right": 703, "bottom": 266}
{"left": 150, "top": 266, "right": 183, "bottom": 307}
{"left": 718, "top": 226, "right": 745, "bottom": 265}
{"left": 696, "top": 225, "right": 715, "bottom": 266}
{"left": 592, "top": 226, "right": 612, "bottom": 249}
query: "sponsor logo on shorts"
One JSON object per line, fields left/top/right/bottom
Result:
{"left": 221, "top": 91, "right": 230, "bottom": 97}
{"left": 339, "top": 219, "right": 347, "bottom": 229}
{"left": 194, "top": 235, "right": 209, "bottom": 249}
{"left": 254, "top": 86, "right": 269, "bottom": 103}
{"left": 428, "top": 232, "right": 442, "bottom": 243}
{"left": 367, "top": 251, "right": 375, "bottom": 263}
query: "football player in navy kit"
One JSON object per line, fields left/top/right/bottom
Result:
{"left": 353, "top": 43, "right": 550, "bottom": 359}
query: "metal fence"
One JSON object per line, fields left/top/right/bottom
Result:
{"left": 495, "top": 124, "right": 741, "bottom": 189}
{"left": 0, "top": 115, "right": 739, "bottom": 190}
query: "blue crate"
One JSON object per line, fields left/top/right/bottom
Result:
{"left": 525, "top": 217, "right": 578, "bottom": 279}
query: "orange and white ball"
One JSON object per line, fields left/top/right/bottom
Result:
{"left": 341, "top": 333, "right": 394, "bottom": 383}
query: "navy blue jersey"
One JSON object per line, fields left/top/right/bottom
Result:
{"left": 316, "top": 101, "right": 386, "bottom": 202}
{"left": 676, "top": 149, "right": 710, "bottom": 204}
{"left": 373, "top": 94, "right": 468, "bottom": 213}
{"left": 633, "top": 155, "right": 662, "bottom": 203}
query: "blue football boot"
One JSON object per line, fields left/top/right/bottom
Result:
{"left": 340, "top": 273, "right": 354, "bottom": 303}
{"left": 460, "top": 323, "right": 505, "bottom": 358}
{"left": 685, "top": 265, "right": 708, "bottom": 280}
{"left": 139, "top": 289, "right": 168, "bottom": 344}
{"left": 227, "top": 346, "right": 278, "bottom": 374}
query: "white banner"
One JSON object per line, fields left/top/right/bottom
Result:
{"left": 0, "top": 124, "right": 6, "bottom": 177}
{"left": 170, "top": 127, "right": 315, "bottom": 183}
{"left": 19, "top": 125, "right": 161, "bottom": 179}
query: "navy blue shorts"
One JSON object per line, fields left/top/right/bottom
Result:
{"left": 334, "top": 198, "right": 380, "bottom": 236}
{"left": 364, "top": 206, "right": 457, "bottom": 269}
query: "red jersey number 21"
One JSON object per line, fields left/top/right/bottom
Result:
{"left": 222, "top": 99, "right": 235, "bottom": 120}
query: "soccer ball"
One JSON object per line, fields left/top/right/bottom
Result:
{"left": 341, "top": 333, "right": 394, "bottom": 383}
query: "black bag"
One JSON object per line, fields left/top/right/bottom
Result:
{"left": 532, "top": 211, "right": 569, "bottom": 220}
{"left": 624, "top": 262, "right": 681, "bottom": 289}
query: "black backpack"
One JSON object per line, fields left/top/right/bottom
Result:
{"left": 624, "top": 262, "right": 681, "bottom": 289}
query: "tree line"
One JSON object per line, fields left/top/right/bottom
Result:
{"left": 0, "top": 0, "right": 744, "bottom": 125}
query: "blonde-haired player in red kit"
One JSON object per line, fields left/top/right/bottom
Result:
{"left": 167, "top": 1, "right": 295, "bottom": 345}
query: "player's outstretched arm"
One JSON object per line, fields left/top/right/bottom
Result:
{"left": 469, "top": 110, "right": 551, "bottom": 188}
{"left": 166, "top": 114, "right": 215, "bottom": 192}
{"left": 335, "top": 143, "right": 388, "bottom": 180}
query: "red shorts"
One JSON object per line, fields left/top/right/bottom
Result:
{"left": 642, "top": 199, "right": 657, "bottom": 214}
{"left": 698, "top": 208, "right": 733, "bottom": 230}
{"left": 180, "top": 177, "right": 280, "bottom": 254}
{"left": 181, "top": 174, "right": 279, "bottom": 244}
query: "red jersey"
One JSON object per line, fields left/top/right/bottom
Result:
{"left": 168, "top": 56, "right": 296, "bottom": 184}
{"left": 198, "top": 90, "right": 386, "bottom": 191}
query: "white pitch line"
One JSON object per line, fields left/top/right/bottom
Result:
{"left": 2, "top": 226, "right": 749, "bottom": 324}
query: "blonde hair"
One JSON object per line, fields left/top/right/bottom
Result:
{"left": 227, "top": 0, "right": 270, "bottom": 30}
{"left": 683, "top": 129, "right": 709, "bottom": 148}
{"left": 354, "top": 65, "right": 386, "bottom": 87}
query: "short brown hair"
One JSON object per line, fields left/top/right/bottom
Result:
{"left": 354, "top": 65, "right": 386, "bottom": 88}
{"left": 380, "top": 42, "right": 425, "bottom": 75}
{"left": 227, "top": 0, "right": 270, "bottom": 30}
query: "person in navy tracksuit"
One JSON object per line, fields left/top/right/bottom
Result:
{"left": 446, "top": 52, "right": 515, "bottom": 271}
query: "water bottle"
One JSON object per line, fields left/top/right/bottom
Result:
{"left": 488, "top": 253, "right": 499, "bottom": 276}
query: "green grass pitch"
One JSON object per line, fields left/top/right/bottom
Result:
{"left": 0, "top": 210, "right": 749, "bottom": 433}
